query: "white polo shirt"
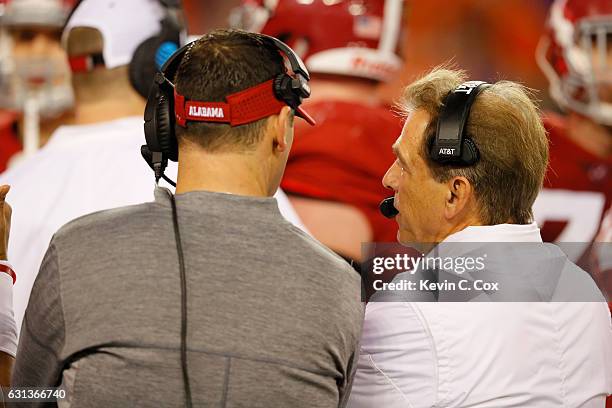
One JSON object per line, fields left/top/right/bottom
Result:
{"left": 0, "top": 116, "right": 306, "bottom": 341}
{"left": 348, "top": 223, "right": 612, "bottom": 408}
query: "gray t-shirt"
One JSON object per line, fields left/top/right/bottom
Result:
{"left": 12, "top": 187, "right": 364, "bottom": 407}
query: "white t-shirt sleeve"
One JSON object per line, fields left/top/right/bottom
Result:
{"left": 0, "top": 271, "right": 17, "bottom": 357}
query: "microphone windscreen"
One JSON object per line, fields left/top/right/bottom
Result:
{"left": 379, "top": 197, "right": 399, "bottom": 219}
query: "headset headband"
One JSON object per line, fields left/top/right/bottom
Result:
{"left": 430, "top": 81, "right": 489, "bottom": 165}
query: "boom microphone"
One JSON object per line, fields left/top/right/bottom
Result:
{"left": 379, "top": 197, "right": 398, "bottom": 218}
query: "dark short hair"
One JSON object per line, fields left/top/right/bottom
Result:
{"left": 174, "top": 29, "right": 285, "bottom": 151}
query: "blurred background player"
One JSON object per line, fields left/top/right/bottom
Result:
{"left": 533, "top": 0, "right": 611, "bottom": 301}
{"left": 232, "top": 0, "right": 405, "bottom": 263}
{"left": 0, "top": 0, "right": 172, "bottom": 334}
{"left": 182, "top": 0, "right": 240, "bottom": 39}
{"left": 535, "top": 2, "right": 612, "bottom": 405}
{"left": 0, "top": 0, "right": 75, "bottom": 169}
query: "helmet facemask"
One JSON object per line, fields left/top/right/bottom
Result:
{"left": 538, "top": 0, "right": 612, "bottom": 125}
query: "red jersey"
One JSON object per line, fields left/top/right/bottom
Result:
{"left": 536, "top": 113, "right": 611, "bottom": 243}
{"left": 535, "top": 113, "right": 611, "bottom": 304}
{"left": 281, "top": 100, "right": 402, "bottom": 242}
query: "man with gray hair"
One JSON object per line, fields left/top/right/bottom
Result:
{"left": 348, "top": 68, "right": 612, "bottom": 407}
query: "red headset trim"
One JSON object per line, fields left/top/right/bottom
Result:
{"left": 174, "top": 79, "right": 315, "bottom": 127}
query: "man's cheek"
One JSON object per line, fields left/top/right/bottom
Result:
{"left": 399, "top": 185, "right": 414, "bottom": 211}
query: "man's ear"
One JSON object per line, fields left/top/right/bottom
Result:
{"left": 444, "top": 176, "right": 473, "bottom": 220}
{"left": 271, "top": 106, "right": 293, "bottom": 153}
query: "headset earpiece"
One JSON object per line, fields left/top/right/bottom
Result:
{"left": 429, "top": 81, "right": 489, "bottom": 167}
{"left": 143, "top": 42, "right": 191, "bottom": 185}
{"left": 156, "top": 94, "right": 178, "bottom": 161}
{"left": 427, "top": 131, "right": 480, "bottom": 166}
{"left": 273, "top": 73, "right": 298, "bottom": 109}
{"left": 461, "top": 138, "right": 480, "bottom": 165}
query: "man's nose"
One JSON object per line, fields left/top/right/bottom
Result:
{"left": 382, "top": 163, "right": 399, "bottom": 191}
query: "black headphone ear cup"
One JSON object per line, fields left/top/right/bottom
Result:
{"left": 428, "top": 135, "right": 479, "bottom": 166}
{"left": 156, "top": 94, "right": 178, "bottom": 161}
{"left": 461, "top": 138, "right": 480, "bottom": 165}
{"left": 272, "top": 74, "right": 286, "bottom": 98}
{"left": 273, "top": 73, "right": 295, "bottom": 107}
{"left": 129, "top": 36, "right": 163, "bottom": 99}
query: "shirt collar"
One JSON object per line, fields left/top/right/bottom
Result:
{"left": 153, "top": 186, "right": 283, "bottom": 219}
{"left": 442, "top": 222, "right": 543, "bottom": 244}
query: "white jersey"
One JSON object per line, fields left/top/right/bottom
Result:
{"left": 0, "top": 116, "right": 306, "bottom": 335}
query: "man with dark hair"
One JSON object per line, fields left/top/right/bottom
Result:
{"left": 173, "top": 30, "right": 286, "bottom": 153}
{"left": 11, "top": 29, "right": 363, "bottom": 407}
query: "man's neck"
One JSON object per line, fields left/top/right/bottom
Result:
{"left": 175, "top": 148, "right": 272, "bottom": 197}
{"left": 566, "top": 113, "right": 612, "bottom": 158}
{"left": 67, "top": 94, "right": 145, "bottom": 126}
{"left": 67, "top": 68, "right": 146, "bottom": 126}
{"left": 437, "top": 216, "right": 484, "bottom": 244}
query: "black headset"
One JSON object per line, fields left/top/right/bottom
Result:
{"left": 129, "top": 0, "right": 183, "bottom": 98}
{"left": 379, "top": 80, "right": 490, "bottom": 219}
{"left": 427, "top": 80, "right": 489, "bottom": 166}
{"left": 142, "top": 32, "right": 311, "bottom": 186}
